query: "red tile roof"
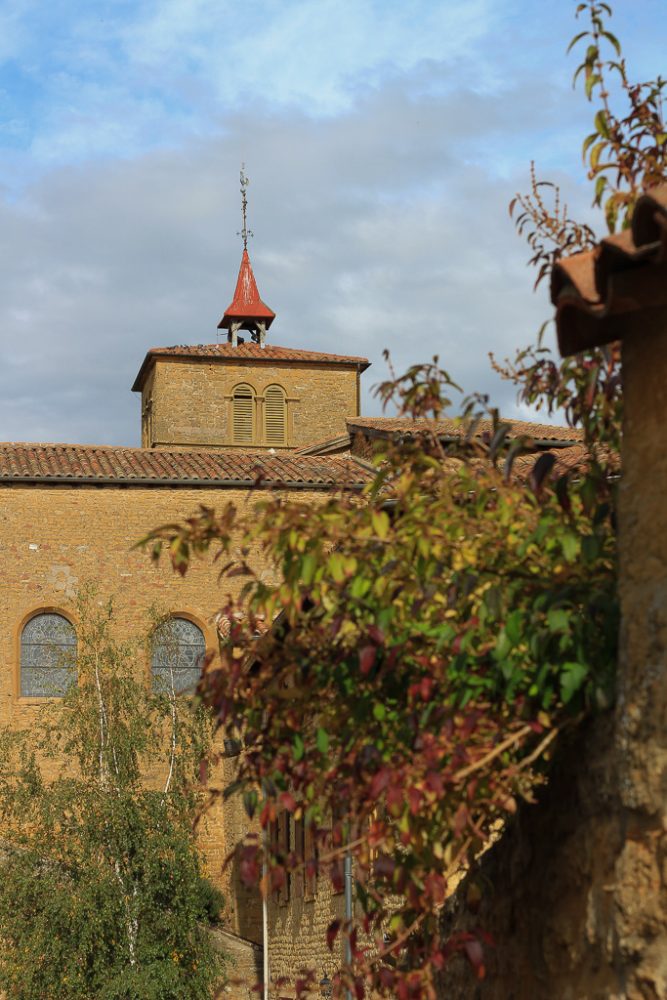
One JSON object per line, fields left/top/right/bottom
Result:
{"left": 551, "top": 185, "right": 667, "bottom": 356}
{"left": 0, "top": 443, "right": 373, "bottom": 489}
{"left": 434, "top": 444, "right": 590, "bottom": 482}
{"left": 295, "top": 434, "right": 352, "bottom": 457}
{"left": 346, "top": 417, "right": 582, "bottom": 446}
{"left": 218, "top": 249, "right": 276, "bottom": 331}
{"left": 131, "top": 342, "right": 371, "bottom": 391}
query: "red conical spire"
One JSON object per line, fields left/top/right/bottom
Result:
{"left": 217, "top": 249, "right": 275, "bottom": 332}
{"left": 218, "top": 166, "right": 275, "bottom": 345}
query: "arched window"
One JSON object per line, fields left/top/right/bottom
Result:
{"left": 20, "top": 612, "right": 77, "bottom": 697}
{"left": 151, "top": 617, "right": 206, "bottom": 694}
{"left": 265, "top": 384, "right": 287, "bottom": 446}
{"left": 232, "top": 384, "right": 255, "bottom": 445}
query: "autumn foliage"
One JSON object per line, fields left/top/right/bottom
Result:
{"left": 144, "top": 3, "right": 665, "bottom": 996}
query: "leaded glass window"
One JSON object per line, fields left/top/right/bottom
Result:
{"left": 20, "top": 612, "right": 77, "bottom": 697}
{"left": 151, "top": 617, "right": 205, "bottom": 694}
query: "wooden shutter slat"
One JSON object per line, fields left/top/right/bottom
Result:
{"left": 265, "top": 386, "right": 286, "bottom": 445}
{"left": 233, "top": 386, "right": 255, "bottom": 444}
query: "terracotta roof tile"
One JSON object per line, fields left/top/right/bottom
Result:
{"left": 131, "top": 342, "right": 371, "bottom": 391}
{"left": 551, "top": 185, "right": 667, "bottom": 356}
{"left": 0, "top": 443, "right": 373, "bottom": 489}
{"left": 295, "top": 434, "right": 352, "bottom": 457}
{"left": 346, "top": 417, "right": 582, "bottom": 445}
{"left": 438, "top": 444, "right": 590, "bottom": 482}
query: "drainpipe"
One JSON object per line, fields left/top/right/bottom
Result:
{"left": 344, "top": 850, "right": 353, "bottom": 1000}
{"left": 262, "top": 792, "right": 269, "bottom": 1000}
{"left": 263, "top": 845, "right": 269, "bottom": 1000}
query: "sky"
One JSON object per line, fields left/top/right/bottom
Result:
{"left": 0, "top": 0, "right": 665, "bottom": 446}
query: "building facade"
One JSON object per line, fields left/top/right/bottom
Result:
{"left": 0, "top": 241, "right": 590, "bottom": 997}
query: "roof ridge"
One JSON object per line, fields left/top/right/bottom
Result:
{"left": 0, "top": 441, "right": 366, "bottom": 461}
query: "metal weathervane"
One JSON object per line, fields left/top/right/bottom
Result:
{"left": 237, "top": 164, "right": 253, "bottom": 250}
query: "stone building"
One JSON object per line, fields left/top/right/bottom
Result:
{"left": 0, "top": 233, "right": 588, "bottom": 997}
{"left": 0, "top": 244, "right": 372, "bottom": 997}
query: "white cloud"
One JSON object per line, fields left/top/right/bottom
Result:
{"left": 0, "top": 0, "right": 662, "bottom": 447}
{"left": 0, "top": 69, "right": 593, "bottom": 446}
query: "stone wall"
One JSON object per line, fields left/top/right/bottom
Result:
{"left": 267, "top": 846, "right": 347, "bottom": 998}
{"left": 440, "top": 313, "right": 667, "bottom": 999}
{"left": 0, "top": 480, "right": 330, "bottom": 949}
{"left": 439, "top": 715, "right": 622, "bottom": 1000}
{"left": 142, "top": 357, "right": 360, "bottom": 451}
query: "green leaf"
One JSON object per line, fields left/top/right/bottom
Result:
{"left": 372, "top": 509, "right": 390, "bottom": 540}
{"left": 350, "top": 575, "right": 371, "bottom": 599}
{"left": 585, "top": 73, "right": 602, "bottom": 99}
{"left": 561, "top": 532, "right": 580, "bottom": 562}
{"left": 594, "top": 109, "right": 610, "bottom": 138}
{"left": 560, "top": 662, "right": 588, "bottom": 704}
{"left": 301, "top": 552, "right": 317, "bottom": 585}
{"left": 316, "top": 728, "right": 329, "bottom": 754}
{"left": 495, "top": 630, "right": 511, "bottom": 661}
{"left": 373, "top": 703, "right": 386, "bottom": 721}
{"left": 594, "top": 174, "right": 608, "bottom": 203}
{"left": 293, "top": 733, "right": 305, "bottom": 761}
{"left": 582, "top": 131, "right": 598, "bottom": 160}
{"left": 505, "top": 610, "right": 522, "bottom": 646}
{"left": 329, "top": 553, "right": 345, "bottom": 584}
{"left": 566, "top": 30, "right": 589, "bottom": 54}
{"left": 546, "top": 609, "right": 570, "bottom": 633}
{"left": 589, "top": 140, "right": 606, "bottom": 171}
{"left": 243, "top": 789, "right": 258, "bottom": 819}
{"left": 602, "top": 30, "right": 621, "bottom": 56}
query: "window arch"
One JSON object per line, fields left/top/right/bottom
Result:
{"left": 151, "top": 617, "right": 206, "bottom": 694}
{"left": 265, "top": 384, "right": 287, "bottom": 446}
{"left": 232, "top": 383, "right": 256, "bottom": 445}
{"left": 20, "top": 612, "right": 77, "bottom": 697}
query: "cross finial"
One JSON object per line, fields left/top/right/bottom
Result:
{"left": 237, "top": 164, "right": 253, "bottom": 251}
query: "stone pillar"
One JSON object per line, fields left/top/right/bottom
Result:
{"left": 612, "top": 306, "right": 667, "bottom": 998}
{"left": 439, "top": 309, "right": 667, "bottom": 999}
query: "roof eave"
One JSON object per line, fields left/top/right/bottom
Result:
{"left": 0, "top": 475, "right": 368, "bottom": 490}
{"left": 132, "top": 351, "right": 370, "bottom": 390}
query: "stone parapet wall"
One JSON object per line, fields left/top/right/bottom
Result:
{"left": 144, "top": 358, "right": 359, "bottom": 451}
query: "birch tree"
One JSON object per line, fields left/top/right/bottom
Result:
{"left": 0, "top": 590, "right": 223, "bottom": 1000}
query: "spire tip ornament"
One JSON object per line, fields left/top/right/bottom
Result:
{"left": 237, "top": 164, "right": 253, "bottom": 251}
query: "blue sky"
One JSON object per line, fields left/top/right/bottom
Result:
{"left": 0, "top": 0, "right": 665, "bottom": 444}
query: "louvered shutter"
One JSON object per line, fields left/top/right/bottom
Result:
{"left": 233, "top": 386, "right": 254, "bottom": 444}
{"left": 265, "top": 385, "right": 286, "bottom": 445}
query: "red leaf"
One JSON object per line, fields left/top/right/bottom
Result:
{"left": 367, "top": 625, "right": 385, "bottom": 645}
{"left": 359, "top": 645, "right": 376, "bottom": 675}
{"left": 424, "top": 872, "right": 446, "bottom": 905}
{"left": 326, "top": 919, "right": 341, "bottom": 951}
{"left": 407, "top": 786, "right": 422, "bottom": 816}
{"left": 373, "top": 854, "right": 395, "bottom": 880}
{"left": 279, "top": 791, "right": 297, "bottom": 813}
{"left": 239, "top": 854, "right": 259, "bottom": 885}
{"left": 270, "top": 867, "right": 286, "bottom": 891}
{"left": 370, "top": 767, "right": 390, "bottom": 798}
{"left": 379, "top": 968, "right": 395, "bottom": 988}
{"left": 331, "top": 859, "right": 344, "bottom": 893}
{"left": 464, "top": 939, "right": 486, "bottom": 979}
{"left": 529, "top": 452, "right": 556, "bottom": 495}
{"left": 425, "top": 770, "right": 443, "bottom": 795}
{"left": 420, "top": 677, "right": 434, "bottom": 700}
